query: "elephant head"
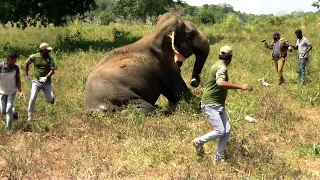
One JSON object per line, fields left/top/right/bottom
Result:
{"left": 156, "top": 13, "right": 210, "bottom": 87}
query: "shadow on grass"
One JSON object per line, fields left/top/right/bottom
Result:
{"left": 0, "top": 28, "right": 142, "bottom": 57}
{"left": 54, "top": 29, "right": 141, "bottom": 53}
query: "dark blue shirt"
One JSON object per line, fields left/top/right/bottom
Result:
{"left": 272, "top": 40, "right": 280, "bottom": 60}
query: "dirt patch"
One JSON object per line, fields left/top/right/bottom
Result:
{"left": 292, "top": 158, "right": 320, "bottom": 178}
{"left": 303, "top": 109, "right": 320, "bottom": 121}
{"left": 6, "top": 133, "right": 28, "bottom": 152}
{"left": 292, "top": 108, "right": 320, "bottom": 142}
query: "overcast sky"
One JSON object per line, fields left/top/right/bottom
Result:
{"left": 184, "top": 0, "right": 318, "bottom": 15}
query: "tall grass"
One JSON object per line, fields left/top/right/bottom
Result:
{"left": 0, "top": 15, "right": 319, "bottom": 179}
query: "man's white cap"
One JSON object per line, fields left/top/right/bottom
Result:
{"left": 219, "top": 45, "right": 233, "bottom": 56}
{"left": 39, "top": 43, "right": 53, "bottom": 51}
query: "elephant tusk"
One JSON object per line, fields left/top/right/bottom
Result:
{"left": 174, "top": 52, "right": 186, "bottom": 62}
{"left": 169, "top": 31, "right": 186, "bottom": 62}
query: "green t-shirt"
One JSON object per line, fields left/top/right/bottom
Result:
{"left": 202, "top": 60, "right": 228, "bottom": 106}
{"left": 26, "top": 53, "right": 55, "bottom": 82}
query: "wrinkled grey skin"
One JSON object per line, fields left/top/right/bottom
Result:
{"left": 85, "top": 13, "right": 210, "bottom": 115}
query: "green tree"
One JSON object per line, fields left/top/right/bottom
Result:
{"left": 181, "top": 4, "right": 197, "bottom": 16}
{"left": 220, "top": 13, "right": 242, "bottom": 31}
{"left": 195, "top": 9, "right": 216, "bottom": 24}
{"left": 85, "top": 0, "right": 116, "bottom": 23}
{"left": 99, "top": 11, "right": 115, "bottom": 25}
{"left": 0, "top": 0, "right": 97, "bottom": 28}
{"left": 114, "top": 0, "right": 182, "bottom": 23}
{"left": 312, "top": 0, "right": 320, "bottom": 9}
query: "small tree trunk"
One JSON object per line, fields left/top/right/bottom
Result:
{"left": 142, "top": 15, "right": 147, "bottom": 24}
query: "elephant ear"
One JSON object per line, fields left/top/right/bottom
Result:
{"left": 183, "top": 21, "right": 197, "bottom": 39}
{"left": 167, "top": 31, "right": 186, "bottom": 63}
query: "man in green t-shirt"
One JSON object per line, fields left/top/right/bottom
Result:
{"left": 193, "top": 45, "right": 252, "bottom": 162}
{"left": 25, "top": 43, "right": 56, "bottom": 121}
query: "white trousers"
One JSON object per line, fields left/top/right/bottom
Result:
{"left": 195, "top": 104, "right": 231, "bottom": 155}
{"left": 27, "top": 81, "right": 54, "bottom": 117}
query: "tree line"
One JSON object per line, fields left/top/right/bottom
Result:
{"left": 88, "top": 0, "right": 251, "bottom": 25}
{"left": 0, "top": 0, "right": 319, "bottom": 28}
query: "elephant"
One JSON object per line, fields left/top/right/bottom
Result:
{"left": 85, "top": 12, "right": 210, "bottom": 115}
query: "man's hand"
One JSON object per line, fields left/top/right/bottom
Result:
{"left": 39, "top": 77, "right": 47, "bottom": 83}
{"left": 241, "top": 84, "right": 253, "bottom": 91}
{"left": 302, "top": 56, "right": 306, "bottom": 62}
{"left": 18, "top": 92, "right": 24, "bottom": 99}
{"left": 26, "top": 76, "right": 32, "bottom": 82}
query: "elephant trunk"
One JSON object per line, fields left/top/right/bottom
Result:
{"left": 191, "top": 32, "right": 210, "bottom": 87}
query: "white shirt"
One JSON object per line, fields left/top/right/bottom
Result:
{"left": 296, "top": 37, "right": 311, "bottom": 58}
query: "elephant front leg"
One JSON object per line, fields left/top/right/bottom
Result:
{"left": 161, "top": 84, "right": 201, "bottom": 114}
{"left": 161, "top": 85, "right": 188, "bottom": 114}
{"left": 160, "top": 71, "right": 200, "bottom": 114}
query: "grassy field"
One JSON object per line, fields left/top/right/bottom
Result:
{"left": 0, "top": 15, "right": 319, "bottom": 179}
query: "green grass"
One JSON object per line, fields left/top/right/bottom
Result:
{"left": 0, "top": 17, "right": 319, "bottom": 179}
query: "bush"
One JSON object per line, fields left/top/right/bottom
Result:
{"left": 55, "top": 28, "right": 85, "bottom": 51}
{"left": 220, "top": 13, "right": 243, "bottom": 32}
{"left": 99, "top": 11, "right": 115, "bottom": 25}
{"left": 267, "top": 16, "right": 286, "bottom": 26}
{"left": 195, "top": 10, "right": 216, "bottom": 24}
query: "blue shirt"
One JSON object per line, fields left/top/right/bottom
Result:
{"left": 272, "top": 40, "right": 280, "bottom": 60}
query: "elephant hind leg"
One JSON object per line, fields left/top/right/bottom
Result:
{"left": 85, "top": 102, "right": 123, "bottom": 116}
{"left": 86, "top": 99, "right": 155, "bottom": 116}
{"left": 129, "top": 99, "right": 156, "bottom": 115}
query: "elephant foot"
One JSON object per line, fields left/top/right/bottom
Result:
{"left": 163, "top": 101, "right": 177, "bottom": 115}
{"left": 129, "top": 99, "right": 156, "bottom": 115}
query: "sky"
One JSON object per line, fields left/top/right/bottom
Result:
{"left": 184, "top": 0, "right": 318, "bottom": 15}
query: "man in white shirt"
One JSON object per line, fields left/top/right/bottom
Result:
{"left": 292, "top": 29, "right": 312, "bottom": 85}
{"left": 0, "top": 53, "right": 24, "bottom": 130}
